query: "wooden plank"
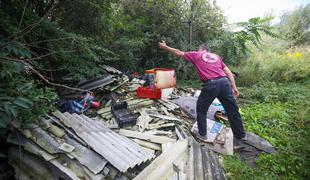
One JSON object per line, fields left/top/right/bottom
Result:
{"left": 97, "top": 106, "right": 111, "bottom": 114}
{"left": 119, "top": 129, "right": 176, "bottom": 144}
{"left": 158, "top": 99, "right": 179, "bottom": 111}
{"left": 129, "top": 100, "right": 154, "bottom": 109}
{"left": 161, "top": 106, "right": 170, "bottom": 115}
{"left": 145, "top": 130, "right": 173, "bottom": 137}
{"left": 127, "top": 99, "right": 153, "bottom": 106}
{"left": 146, "top": 111, "right": 180, "bottom": 121}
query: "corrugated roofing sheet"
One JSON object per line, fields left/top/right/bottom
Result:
{"left": 52, "top": 111, "right": 155, "bottom": 172}
{"left": 102, "top": 65, "right": 123, "bottom": 75}
{"left": 76, "top": 75, "right": 115, "bottom": 91}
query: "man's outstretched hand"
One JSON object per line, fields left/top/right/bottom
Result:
{"left": 158, "top": 40, "right": 184, "bottom": 57}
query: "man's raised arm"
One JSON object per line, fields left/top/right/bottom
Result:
{"left": 158, "top": 41, "right": 185, "bottom": 57}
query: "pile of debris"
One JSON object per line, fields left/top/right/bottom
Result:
{"left": 6, "top": 65, "right": 275, "bottom": 179}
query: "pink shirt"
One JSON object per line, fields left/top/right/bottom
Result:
{"left": 183, "top": 50, "right": 227, "bottom": 81}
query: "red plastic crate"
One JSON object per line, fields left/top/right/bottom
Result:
{"left": 137, "top": 87, "right": 161, "bottom": 99}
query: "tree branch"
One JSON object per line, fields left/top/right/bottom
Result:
{"left": 0, "top": 58, "right": 90, "bottom": 93}
{"left": 10, "top": 1, "right": 58, "bottom": 40}
{"left": 18, "top": 0, "right": 29, "bottom": 31}
{"left": 26, "top": 37, "right": 80, "bottom": 45}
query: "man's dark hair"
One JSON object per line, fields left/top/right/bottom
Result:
{"left": 199, "top": 43, "right": 210, "bottom": 51}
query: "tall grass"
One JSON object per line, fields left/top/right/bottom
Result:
{"left": 233, "top": 47, "right": 310, "bottom": 86}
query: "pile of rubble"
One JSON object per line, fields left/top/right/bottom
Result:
{"left": 6, "top": 65, "right": 274, "bottom": 179}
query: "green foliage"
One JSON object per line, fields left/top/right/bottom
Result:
{"left": 55, "top": 0, "right": 114, "bottom": 39}
{"left": 232, "top": 47, "right": 310, "bottom": 86}
{"left": 225, "top": 82, "right": 310, "bottom": 179}
{"left": 278, "top": 4, "right": 310, "bottom": 47}
{"left": 105, "top": 0, "right": 226, "bottom": 78}
{"left": 0, "top": 61, "right": 57, "bottom": 134}
{"left": 209, "top": 17, "right": 279, "bottom": 65}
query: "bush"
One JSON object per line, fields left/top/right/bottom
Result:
{"left": 233, "top": 47, "right": 310, "bottom": 86}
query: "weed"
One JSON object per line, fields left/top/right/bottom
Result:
{"left": 223, "top": 46, "right": 310, "bottom": 179}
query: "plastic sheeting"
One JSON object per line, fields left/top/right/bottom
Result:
{"left": 172, "top": 97, "right": 224, "bottom": 121}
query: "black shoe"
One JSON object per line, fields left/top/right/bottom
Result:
{"left": 241, "top": 134, "right": 248, "bottom": 141}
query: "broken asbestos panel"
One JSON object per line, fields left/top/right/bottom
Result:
{"left": 47, "top": 124, "right": 66, "bottom": 138}
{"left": 201, "top": 147, "right": 227, "bottom": 180}
{"left": 64, "top": 135, "right": 108, "bottom": 174}
{"left": 77, "top": 75, "right": 115, "bottom": 91}
{"left": 148, "top": 122, "right": 175, "bottom": 130}
{"left": 158, "top": 99, "right": 180, "bottom": 111}
{"left": 243, "top": 132, "right": 276, "bottom": 154}
{"left": 52, "top": 111, "right": 154, "bottom": 172}
{"left": 146, "top": 109, "right": 181, "bottom": 122}
{"left": 136, "top": 108, "right": 152, "bottom": 132}
{"left": 186, "top": 138, "right": 227, "bottom": 180}
{"left": 102, "top": 65, "right": 123, "bottom": 75}
{"left": 119, "top": 129, "right": 176, "bottom": 144}
{"left": 23, "top": 125, "right": 60, "bottom": 154}
{"left": 134, "top": 139, "right": 188, "bottom": 180}
{"left": 131, "top": 139, "right": 162, "bottom": 151}
{"left": 7, "top": 133, "right": 56, "bottom": 161}
{"left": 9, "top": 141, "right": 98, "bottom": 180}
{"left": 8, "top": 147, "right": 54, "bottom": 180}
{"left": 59, "top": 143, "right": 75, "bottom": 153}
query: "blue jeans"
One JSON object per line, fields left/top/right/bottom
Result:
{"left": 196, "top": 77, "right": 246, "bottom": 139}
